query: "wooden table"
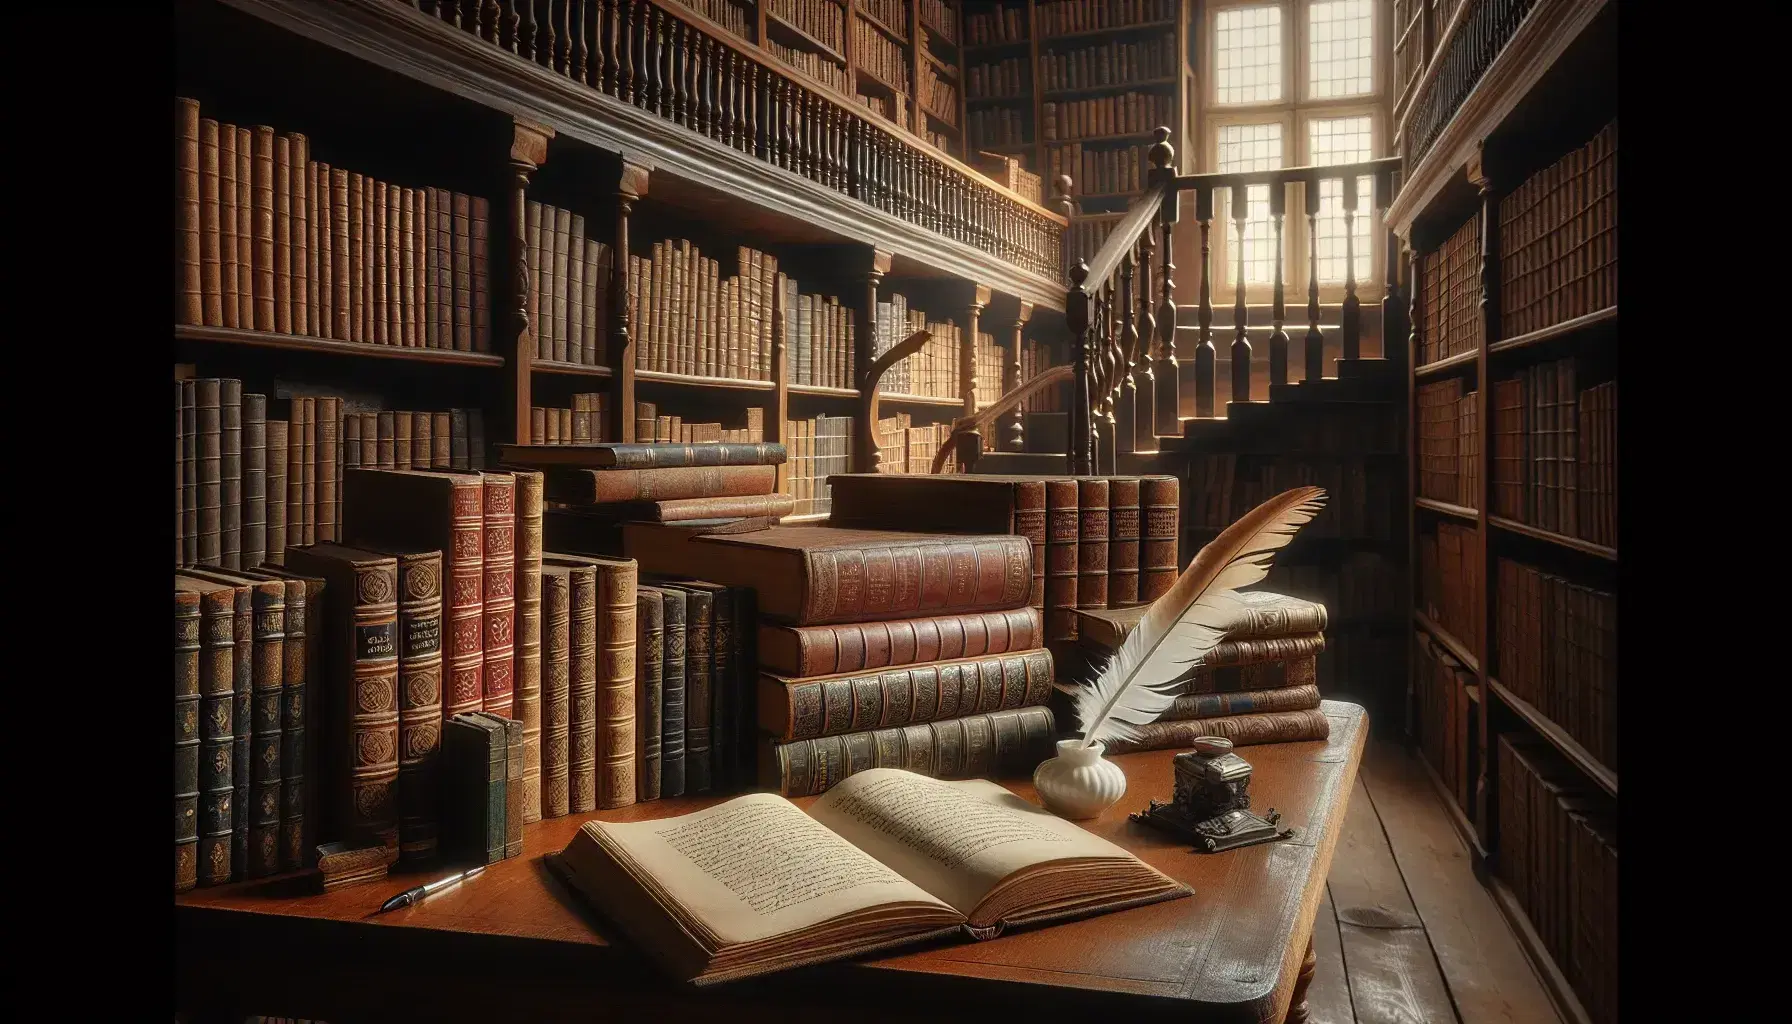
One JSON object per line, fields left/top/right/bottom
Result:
{"left": 177, "top": 701, "right": 1366, "bottom": 1023}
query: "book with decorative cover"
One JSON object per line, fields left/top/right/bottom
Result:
{"left": 176, "top": 576, "right": 234, "bottom": 888}
{"left": 541, "top": 565, "right": 573, "bottom": 818}
{"left": 547, "top": 553, "right": 639, "bottom": 808}
{"left": 635, "top": 588, "right": 665, "bottom": 803}
{"left": 757, "top": 607, "right": 1045, "bottom": 679}
{"left": 623, "top": 524, "right": 1032, "bottom": 627}
{"left": 552, "top": 767, "right": 1188, "bottom": 985}
{"left": 498, "top": 442, "right": 787, "bottom": 470}
{"left": 758, "top": 648, "right": 1056, "bottom": 742}
{"left": 282, "top": 543, "right": 401, "bottom": 851}
{"left": 764, "top": 705, "right": 1059, "bottom": 798}
{"left": 480, "top": 472, "right": 517, "bottom": 717}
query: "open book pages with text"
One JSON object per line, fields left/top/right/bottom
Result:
{"left": 557, "top": 769, "right": 1188, "bottom": 984}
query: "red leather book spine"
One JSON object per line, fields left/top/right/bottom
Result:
{"left": 446, "top": 477, "right": 487, "bottom": 719}
{"left": 799, "top": 534, "right": 1034, "bottom": 626}
{"left": 763, "top": 648, "right": 1055, "bottom": 741}
{"left": 481, "top": 473, "right": 517, "bottom": 717}
{"left": 1042, "top": 480, "right": 1079, "bottom": 640}
{"left": 396, "top": 550, "right": 444, "bottom": 865}
{"left": 757, "top": 606, "right": 1046, "bottom": 678}
{"left": 1076, "top": 478, "right": 1110, "bottom": 613}
{"left": 1106, "top": 477, "right": 1142, "bottom": 608}
{"left": 1140, "top": 475, "right": 1180, "bottom": 601}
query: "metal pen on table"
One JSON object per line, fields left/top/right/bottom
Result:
{"left": 376, "top": 866, "right": 486, "bottom": 914}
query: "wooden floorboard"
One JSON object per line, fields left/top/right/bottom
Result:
{"left": 1357, "top": 741, "right": 1562, "bottom": 1024}
{"left": 1308, "top": 888, "right": 1356, "bottom": 1024}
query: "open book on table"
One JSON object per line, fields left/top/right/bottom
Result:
{"left": 552, "top": 767, "right": 1191, "bottom": 985}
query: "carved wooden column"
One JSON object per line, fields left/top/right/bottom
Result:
{"left": 1269, "top": 179, "right": 1290, "bottom": 387}
{"left": 1230, "top": 181, "right": 1251, "bottom": 407}
{"left": 1469, "top": 145, "right": 1497, "bottom": 845}
{"left": 1005, "top": 299, "right": 1033, "bottom": 452}
{"left": 1304, "top": 177, "right": 1324, "bottom": 382}
{"left": 852, "top": 248, "right": 893, "bottom": 472}
{"left": 1341, "top": 173, "right": 1362, "bottom": 362}
{"left": 1379, "top": 170, "right": 1405, "bottom": 372}
{"left": 604, "top": 158, "right": 651, "bottom": 443}
{"left": 960, "top": 283, "right": 990, "bottom": 419}
{"left": 1192, "top": 185, "right": 1216, "bottom": 417}
{"left": 1155, "top": 192, "right": 1180, "bottom": 436}
{"left": 1115, "top": 252, "right": 1138, "bottom": 457}
{"left": 504, "top": 119, "right": 553, "bottom": 445}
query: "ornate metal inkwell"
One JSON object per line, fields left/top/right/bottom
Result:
{"left": 1130, "top": 737, "right": 1296, "bottom": 853}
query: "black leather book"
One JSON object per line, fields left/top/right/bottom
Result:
{"left": 475, "top": 713, "right": 525, "bottom": 859}
{"left": 635, "top": 588, "right": 665, "bottom": 802}
{"left": 444, "top": 713, "right": 507, "bottom": 864}
{"left": 178, "top": 568, "right": 253, "bottom": 879}
{"left": 731, "top": 585, "right": 759, "bottom": 789}
{"left": 659, "top": 579, "right": 736, "bottom": 791}
{"left": 661, "top": 584, "right": 713, "bottom": 794}
{"left": 659, "top": 587, "right": 689, "bottom": 798}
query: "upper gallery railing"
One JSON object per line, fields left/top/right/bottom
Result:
{"left": 1400, "top": 0, "right": 1539, "bottom": 169}
{"left": 398, "top": 0, "right": 1066, "bottom": 282}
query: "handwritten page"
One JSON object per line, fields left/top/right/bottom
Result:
{"left": 809, "top": 769, "right": 1133, "bottom": 914}
{"left": 592, "top": 793, "right": 952, "bottom": 946}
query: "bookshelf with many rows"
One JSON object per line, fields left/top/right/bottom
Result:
{"left": 1396, "top": 4, "right": 1616, "bottom": 1023}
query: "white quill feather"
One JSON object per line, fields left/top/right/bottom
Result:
{"left": 1069, "top": 486, "right": 1328, "bottom": 749}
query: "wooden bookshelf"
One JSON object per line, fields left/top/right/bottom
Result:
{"left": 176, "top": 325, "right": 507, "bottom": 367}
{"left": 1394, "top": 5, "right": 1617, "bottom": 1022}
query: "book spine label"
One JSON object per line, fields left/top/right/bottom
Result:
{"left": 567, "top": 568, "right": 599, "bottom": 812}
{"left": 767, "top": 648, "right": 1055, "bottom": 742}
{"left": 1103, "top": 708, "right": 1330, "bottom": 756}
{"left": 757, "top": 606, "right": 1045, "bottom": 678}
{"left": 541, "top": 572, "right": 571, "bottom": 817}
{"left": 481, "top": 474, "right": 517, "bottom": 717}
{"left": 596, "top": 561, "right": 639, "bottom": 809}
{"left": 768, "top": 705, "right": 1057, "bottom": 797}
{"left": 396, "top": 551, "right": 444, "bottom": 865}
{"left": 347, "top": 562, "right": 401, "bottom": 848}
{"left": 514, "top": 472, "right": 544, "bottom": 822}
{"left": 1140, "top": 476, "right": 1180, "bottom": 601}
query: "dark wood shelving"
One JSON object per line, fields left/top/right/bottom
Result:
{"left": 1487, "top": 678, "right": 1617, "bottom": 797}
{"left": 1488, "top": 305, "right": 1618, "bottom": 357}
{"left": 1415, "top": 496, "right": 1478, "bottom": 521}
{"left": 1413, "top": 609, "right": 1478, "bottom": 673}
{"left": 965, "top": 92, "right": 1029, "bottom": 106}
{"left": 976, "top": 140, "right": 1036, "bottom": 154}
{"left": 1487, "top": 876, "right": 1599, "bottom": 1024}
{"left": 877, "top": 391, "right": 962, "bottom": 407}
{"left": 1040, "top": 20, "right": 1179, "bottom": 45}
{"left": 856, "top": 64, "right": 905, "bottom": 97}
{"left": 854, "top": 6, "right": 907, "bottom": 45}
{"left": 962, "top": 36, "right": 1030, "bottom": 53}
{"left": 635, "top": 369, "right": 776, "bottom": 392}
{"left": 921, "top": 105, "right": 961, "bottom": 129}
{"left": 175, "top": 324, "right": 506, "bottom": 367}
{"left": 765, "top": 11, "right": 847, "bottom": 65}
{"left": 1040, "top": 130, "right": 1154, "bottom": 147}
{"left": 531, "top": 360, "right": 613, "bottom": 378}
{"left": 1042, "top": 76, "right": 1176, "bottom": 100}
{"left": 1488, "top": 515, "right": 1617, "bottom": 561}
{"left": 788, "top": 383, "right": 860, "bottom": 398}
{"left": 1415, "top": 750, "right": 1485, "bottom": 859}
{"left": 920, "top": 47, "right": 958, "bottom": 78}
{"left": 1413, "top": 347, "right": 1478, "bottom": 379}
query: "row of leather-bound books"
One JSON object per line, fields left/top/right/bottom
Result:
{"left": 174, "top": 97, "right": 491, "bottom": 351}
{"left": 1416, "top": 378, "right": 1480, "bottom": 510}
{"left": 875, "top": 413, "right": 957, "bottom": 476}
{"left": 173, "top": 375, "right": 487, "bottom": 572}
{"left": 1495, "top": 556, "right": 1617, "bottom": 773}
{"left": 1038, "top": 35, "right": 1177, "bottom": 91}
{"left": 1419, "top": 520, "right": 1482, "bottom": 656}
{"left": 1034, "top": 0, "right": 1178, "bottom": 36}
{"left": 1419, "top": 209, "right": 1482, "bottom": 366}
{"left": 1413, "top": 631, "right": 1476, "bottom": 813}
{"left": 1498, "top": 121, "right": 1619, "bottom": 338}
{"left": 1041, "top": 92, "right": 1176, "bottom": 141}
{"left": 1048, "top": 141, "right": 1152, "bottom": 199}
{"left": 1491, "top": 361, "right": 1617, "bottom": 548}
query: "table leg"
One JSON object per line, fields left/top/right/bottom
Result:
{"left": 1284, "top": 938, "right": 1317, "bottom": 1024}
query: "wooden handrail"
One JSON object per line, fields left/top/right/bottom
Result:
{"left": 1171, "top": 157, "right": 1404, "bottom": 194}
{"left": 1393, "top": 0, "right": 1486, "bottom": 146}
{"left": 857, "top": 328, "right": 935, "bottom": 471}
{"left": 1074, "top": 178, "right": 1172, "bottom": 297}
{"left": 929, "top": 365, "right": 1074, "bottom": 474}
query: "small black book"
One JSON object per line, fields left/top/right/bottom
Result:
{"left": 658, "top": 587, "right": 689, "bottom": 799}
{"left": 444, "top": 713, "right": 507, "bottom": 864}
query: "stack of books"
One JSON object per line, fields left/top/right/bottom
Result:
{"left": 623, "top": 521, "right": 1059, "bottom": 797}
{"left": 500, "top": 441, "right": 796, "bottom": 538}
{"left": 1060, "top": 591, "right": 1334, "bottom": 754}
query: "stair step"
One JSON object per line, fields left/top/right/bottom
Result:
{"left": 970, "top": 452, "right": 1068, "bottom": 475}
{"left": 1336, "top": 357, "right": 1399, "bottom": 380}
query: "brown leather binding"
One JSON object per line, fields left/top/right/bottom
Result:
{"left": 195, "top": 378, "right": 223, "bottom": 566}
{"left": 392, "top": 549, "right": 444, "bottom": 865}
{"left": 614, "top": 493, "right": 797, "bottom": 522}
{"left": 273, "top": 134, "right": 292, "bottom": 334}
{"left": 176, "top": 575, "right": 235, "bottom": 886}
{"left": 174, "top": 583, "right": 203, "bottom": 891}
{"left": 219, "top": 380, "right": 243, "bottom": 569}
{"left": 541, "top": 566, "right": 572, "bottom": 818}
{"left": 546, "top": 554, "right": 639, "bottom": 810}
{"left": 1106, "top": 477, "right": 1141, "bottom": 608}
{"left": 1042, "top": 479, "right": 1079, "bottom": 640}
{"left": 759, "top": 648, "right": 1056, "bottom": 742}
{"left": 198, "top": 117, "right": 223, "bottom": 326}
{"left": 763, "top": 705, "right": 1057, "bottom": 797}
{"left": 757, "top": 606, "right": 1045, "bottom": 678}
{"left": 1075, "top": 479, "right": 1110, "bottom": 614}
{"left": 281, "top": 544, "right": 402, "bottom": 851}
{"left": 1101, "top": 707, "right": 1330, "bottom": 755}
{"left": 341, "top": 470, "right": 485, "bottom": 721}
{"left": 316, "top": 396, "right": 340, "bottom": 543}
{"left": 234, "top": 126, "right": 254, "bottom": 329}
{"left": 537, "top": 464, "right": 778, "bottom": 505}
{"left": 471, "top": 196, "right": 491, "bottom": 352}
{"left": 176, "top": 99, "right": 203, "bottom": 325}
{"left": 1154, "top": 683, "right": 1322, "bottom": 721}
{"left": 265, "top": 420, "right": 287, "bottom": 567}
{"left": 242, "top": 394, "right": 267, "bottom": 569}
{"left": 634, "top": 587, "right": 664, "bottom": 804}
{"left": 480, "top": 473, "right": 518, "bottom": 717}
{"left": 251, "top": 126, "right": 276, "bottom": 331}
{"left": 452, "top": 192, "right": 473, "bottom": 352}
{"left": 623, "top": 523, "right": 1033, "bottom": 627}
{"left": 514, "top": 471, "right": 545, "bottom": 822}
{"left": 291, "top": 133, "right": 310, "bottom": 337}
{"left": 218, "top": 125, "right": 238, "bottom": 329}
{"left": 1139, "top": 475, "right": 1180, "bottom": 601}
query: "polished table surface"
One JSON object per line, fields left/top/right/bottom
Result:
{"left": 176, "top": 701, "right": 1368, "bottom": 1023}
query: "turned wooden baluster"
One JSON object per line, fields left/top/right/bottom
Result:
{"left": 1005, "top": 301, "right": 1033, "bottom": 452}
{"left": 601, "top": 0, "right": 618, "bottom": 93}
{"left": 571, "top": 0, "right": 586, "bottom": 81}
{"left": 1097, "top": 280, "right": 1119, "bottom": 473}
{"left": 1304, "top": 176, "right": 1324, "bottom": 382}
{"left": 1193, "top": 185, "right": 1216, "bottom": 418}
{"left": 643, "top": 7, "right": 661, "bottom": 112}
{"left": 608, "top": 161, "right": 651, "bottom": 441}
{"left": 669, "top": 21, "right": 685, "bottom": 126}
{"left": 1342, "top": 172, "right": 1361, "bottom": 361}
{"left": 1154, "top": 199, "right": 1180, "bottom": 436}
{"left": 549, "top": 0, "right": 566, "bottom": 70}
{"left": 1067, "top": 260, "right": 1094, "bottom": 474}
{"left": 748, "top": 63, "right": 762, "bottom": 158}
{"left": 1134, "top": 224, "right": 1157, "bottom": 451}
{"left": 498, "top": 1, "right": 518, "bottom": 50}
{"left": 482, "top": 1, "right": 500, "bottom": 43}
{"left": 779, "top": 79, "right": 794, "bottom": 170}
{"left": 1269, "top": 179, "right": 1290, "bottom": 387}
{"left": 1231, "top": 179, "right": 1252, "bottom": 406}
{"left": 1116, "top": 249, "right": 1138, "bottom": 456}
{"left": 616, "top": 0, "right": 633, "bottom": 101}
{"left": 1379, "top": 169, "right": 1403, "bottom": 368}
{"left": 444, "top": 0, "right": 461, "bottom": 29}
